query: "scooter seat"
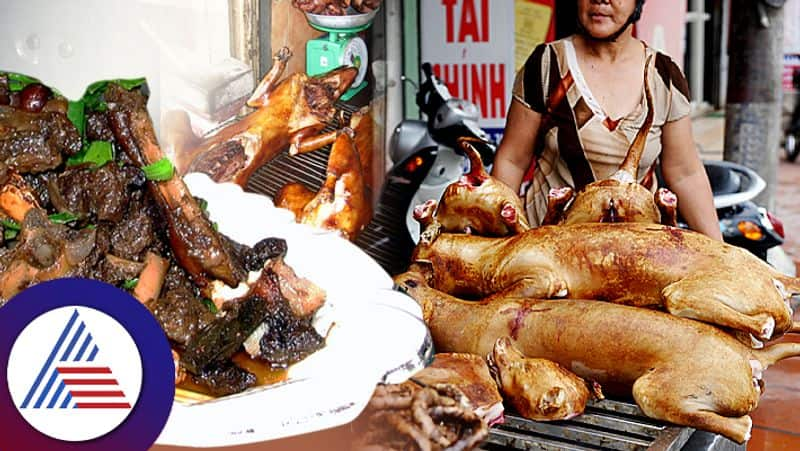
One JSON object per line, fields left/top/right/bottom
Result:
{"left": 705, "top": 164, "right": 741, "bottom": 196}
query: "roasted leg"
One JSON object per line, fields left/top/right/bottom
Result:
{"left": 106, "top": 84, "right": 245, "bottom": 287}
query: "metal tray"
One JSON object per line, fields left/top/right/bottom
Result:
{"left": 305, "top": 7, "right": 379, "bottom": 29}
{"left": 482, "top": 398, "right": 694, "bottom": 451}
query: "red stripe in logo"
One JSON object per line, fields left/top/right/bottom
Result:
{"left": 75, "top": 402, "right": 132, "bottom": 409}
{"left": 56, "top": 367, "right": 112, "bottom": 374}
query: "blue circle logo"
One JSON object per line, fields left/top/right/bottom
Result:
{"left": 0, "top": 278, "right": 174, "bottom": 450}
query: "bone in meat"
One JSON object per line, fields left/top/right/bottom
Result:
{"left": 106, "top": 84, "right": 246, "bottom": 287}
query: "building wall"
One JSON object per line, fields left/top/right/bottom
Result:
{"left": 635, "top": 1, "right": 688, "bottom": 68}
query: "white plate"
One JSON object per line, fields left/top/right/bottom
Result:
{"left": 155, "top": 173, "right": 431, "bottom": 447}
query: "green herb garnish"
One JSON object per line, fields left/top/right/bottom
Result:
{"left": 201, "top": 298, "right": 218, "bottom": 314}
{"left": 1, "top": 218, "right": 20, "bottom": 231}
{"left": 49, "top": 212, "right": 80, "bottom": 225}
{"left": 66, "top": 99, "right": 86, "bottom": 135}
{"left": 142, "top": 157, "right": 175, "bottom": 181}
{"left": 198, "top": 198, "right": 208, "bottom": 212}
{"left": 67, "top": 140, "right": 113, "bottom": 168}
{"left": 6, "top": 72, "right": 41, "bottom": 91}
{"left": 84, "top": 141, "right": 114, "bottom": 167}
{"left": 2, "top": 218, "right": 21, "bottom": 241}
{"left": 122, "top": 278, "right": 139, "bottom": 290}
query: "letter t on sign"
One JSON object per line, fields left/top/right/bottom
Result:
{"left": 443, "top": 0, "right": 458, "bottom": 43}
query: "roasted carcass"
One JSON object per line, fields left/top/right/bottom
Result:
{"left": 274, "top": 120, "right": 372, "bottom": 241}
{"left": 419, "top": 138, "right": 529, "bottom": 237}
{"left": 176, "top": 47, "right": 357, "bottom": 187}
{"left": 411, "top": 220, "right": 800, "bottom": 343}
{"left": 395, "top": 271, "right": 800, "bottom": 443}
{"left": 488, "top": 337, "right": 603, "bottom": 422}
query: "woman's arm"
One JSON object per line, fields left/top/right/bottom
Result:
{"left": 660, "top": 116, "right": 723, "bottom": 240}
{"left": 491, "top": 99, "right": 543, "bottom": 193}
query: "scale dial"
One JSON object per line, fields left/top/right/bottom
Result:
{"left": 341, "top": 36, "right": 369, "bottom": 86}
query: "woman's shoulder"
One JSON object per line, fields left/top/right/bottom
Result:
{"left": 521, "top": 37, "right": 571, "bottom": 71}
{"left": 650, "top": 49, "right": 691, "bottom": 101}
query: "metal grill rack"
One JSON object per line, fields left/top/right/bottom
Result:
{"left": 246, "top": 102, "right": 415, "bottom": 274}
{"left": 482, "top": 399, "right": 694, "bottom": 451}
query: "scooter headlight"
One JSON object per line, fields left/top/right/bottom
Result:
{"left": 737, "top": 221, "right": 764, "bottom": 241}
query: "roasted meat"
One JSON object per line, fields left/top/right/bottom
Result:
{"left": 151, "top": 282, "right": 215, "bottom": 346}
{"left": 541, "top": 55, "right": 678, "bottom": 227}
{"left": 395, "top": 271, "right": 800, "bottom": 444}
{"left": 0, "top": 105, "right": 81, "bottom": 173}
{"left": 488, "top": 337, "right": 602, "bottom": 422}
{"left": 412, "top": 222, "right": 800, "bottom": 343}
{"left": 177, "top": 47, "right": 357, "bottom": 187}
{"left": 106, "top": 83, "right": 246, "bottom": 287}
{"left": 352, "top": 0, "right": 381, "bottom": 13}
{"left": 0, "top": 166, "right": 40, "bottom": 222}
{"left": 47, "top": 164, "right": 141, "bottom": 223}
{"left": 353, "top": 382, "right": 488, "bottom": 451}
{"left": 425, "top": 138, "right": 530, "bottom": 237}
{"left": 192, "top": 360, "right": 257, "bottom": 397}
{"left": 410, "top": 353, "right": 504, "bottom": 425}
{"left": 276, "top": 128, "right": 372, "bottom": 241}
{"left": 0, "top": 208, "right": 96, "bottom": 301}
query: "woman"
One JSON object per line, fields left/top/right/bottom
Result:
{"left": 492, "top": 0, "right": 722, "bottom": 239}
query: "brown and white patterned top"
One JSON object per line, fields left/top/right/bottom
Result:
{"left": 512, "top": 37, "right": 691, "bottom": 226}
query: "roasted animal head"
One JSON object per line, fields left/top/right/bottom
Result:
{"left": 488, "top": 337, "right": 602, "bottom": 421}
{"left": 543, "top": 55, "right": 679, "bottom": 227}
{"left": 430, "top": 138, "right": 530, "bottom": 236}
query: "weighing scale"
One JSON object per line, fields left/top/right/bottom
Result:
{"left": 304, "top": 8, "right": 378, "bottom": 101}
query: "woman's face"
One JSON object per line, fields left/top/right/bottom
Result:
{"left": 577, "top": 0, "right": 637, "bottom": 39}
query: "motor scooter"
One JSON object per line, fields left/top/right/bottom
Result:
{"left": 703, "top": 160, "right": 786, "bottom": 262}
{"left": 388, "top": 62, "right": 496, "bottom": 244}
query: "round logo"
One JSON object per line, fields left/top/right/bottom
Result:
{"left": 8, "top": 306, "right": 143, "bottom": 441}
{"left": 0, "top": 278, "right": 174, "bottom": 451}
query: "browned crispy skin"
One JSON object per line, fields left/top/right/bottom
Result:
{"left": 178, "top": 48, "right": 357, "bottom": 187}
{"left": 395, "top": 271, "right": 800, "bottom": 443}
{"left": 411, "top": 353, "right": 503, "bottom": 424}
{"left": 274, "top": 182, "right": 316, "bottom": 219}
{"left": 433, "top": 138, "right": 530, "bottom": 236}
{"left": 489, "top": 337, "right": 600, "bottom": 421}
{"left": 349, "top": 107, "right": 375, "bottom": 197}
{"left": 412, "top": 223, "right": 799, "bottom": 341}
{"left": 106, "top": 84, "right": 245, "bottom": 287}
{"left": 559, "top": 180, "right": 663, "bottom": 225}
{"left": 291, "top": 130, "right": 372, "bottom": 241}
